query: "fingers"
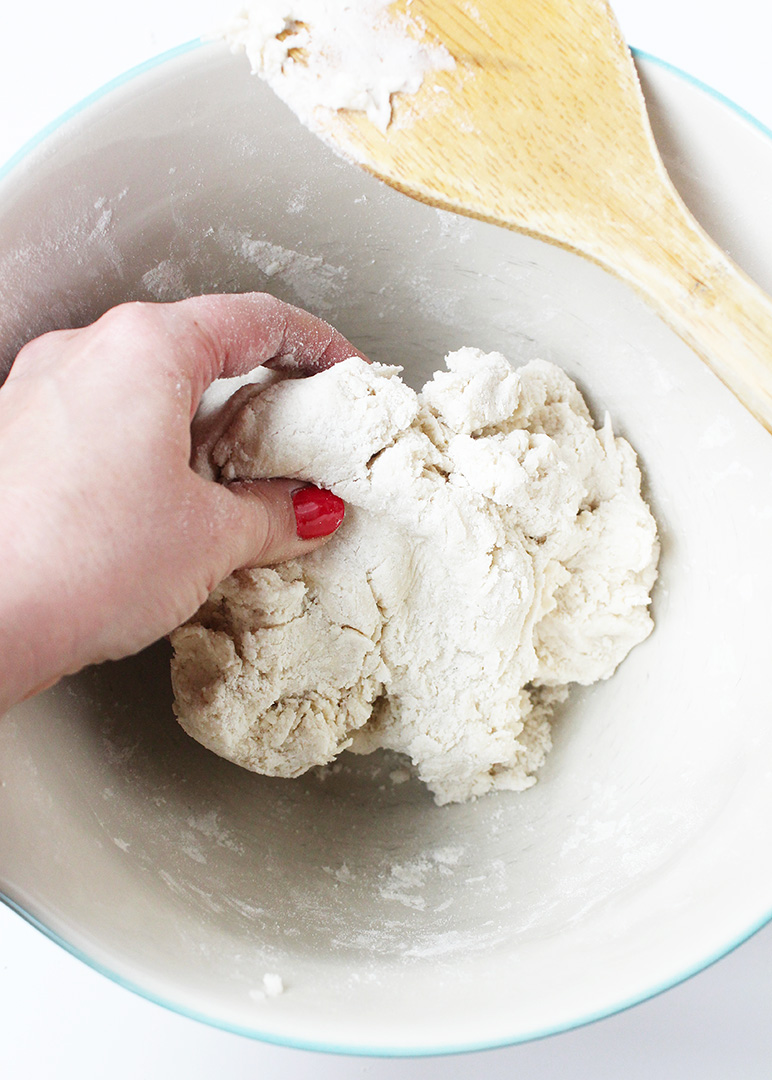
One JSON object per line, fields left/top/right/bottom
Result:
{"left": 203, "top": 477, "right": 346, "bottom": 575}
{"left": 154, "top": 292, "right": 367, "bottom": 402}
{"left": 7, "top": 293, "right": 366, "bottom": 414}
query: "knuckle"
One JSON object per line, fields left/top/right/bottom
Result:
{"left": 11, "top": 328, "right": 74, "bottom": 372}
{"left": 240, "top": 486, "right": 277, "bottom": 561}
{"left": 225, "top": 480, "right": 284, "bottom": 567}
{"left": 93, "top": 300, "right": 160, "bottom": 342}
{"left": 187, "top": 316, "right": 222, "bottom": 372}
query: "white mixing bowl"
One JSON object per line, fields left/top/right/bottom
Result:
{"left": 0, "top": 41, "right": 771, "bottom": 1055}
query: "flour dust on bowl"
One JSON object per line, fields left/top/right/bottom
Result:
{"left": 0, "top": 42, "right": 771, "bottom": 1055}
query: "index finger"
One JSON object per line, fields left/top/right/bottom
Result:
{"left": 157, "top": 291, "right": 367, "bottom": 402}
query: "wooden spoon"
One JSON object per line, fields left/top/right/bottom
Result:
{"left": 314, "top": 0, "right": 772, "bottom": 432}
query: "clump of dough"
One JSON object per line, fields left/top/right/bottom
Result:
{"left": 171, "top": 350, "right": 658, "bottom": 805}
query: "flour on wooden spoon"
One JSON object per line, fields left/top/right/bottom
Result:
{"left": 222, "top": 0, "right": 454, "bottom": 131}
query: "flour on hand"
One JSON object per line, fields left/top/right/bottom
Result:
{"left": 171, "top": 350, "right": 658, "bottom": 805}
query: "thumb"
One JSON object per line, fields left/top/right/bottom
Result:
{"left": 206, "top": 477, "right": 346, "bottom": 573}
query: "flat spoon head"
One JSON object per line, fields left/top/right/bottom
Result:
{"left": 314, "top": 0, "right": 669, "bottom": 246}
{"left": 310, "top": 0, "right": 772, "bottom": 432}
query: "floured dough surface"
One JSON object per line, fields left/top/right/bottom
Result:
{"left": 171, "top": 349, "right": 658, "bottom": 804}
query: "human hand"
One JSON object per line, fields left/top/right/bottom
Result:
{"left": 0, "top": 293, "right": 361, "bottom": 713}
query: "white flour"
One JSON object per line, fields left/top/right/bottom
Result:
{"left": 140, "top": 227, "right": 349, "bottom": 314}
{"left": 222, "top": 0, "right": 454, "bottom": 131}
{"left": 171, "top": 349, "right": 658, "bottom": 805}
{"left": 221, "top": 226, "right": 349, "bottom": 310}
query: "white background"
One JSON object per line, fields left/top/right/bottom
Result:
{"left": 1, "top": 1, "right": 771, "bottom": 1077}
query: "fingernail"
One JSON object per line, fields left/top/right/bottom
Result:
{"left": 291, "top": 486, "right": 345, "bottom": 540}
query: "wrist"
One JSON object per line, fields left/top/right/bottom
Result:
{"left": 0, "top": 485, "right": 78, "bottom": 713}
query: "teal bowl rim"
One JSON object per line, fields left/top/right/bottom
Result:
{"left": 1, "top": 36, "right": 771, "bottom": 1058}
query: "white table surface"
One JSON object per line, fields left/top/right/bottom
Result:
{"left": 1, "top": 2, "right": 771, "bottom": 1077}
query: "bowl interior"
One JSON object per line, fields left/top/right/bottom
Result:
{"left": 1, "top": 44, "right": 771, "bottom": 1053}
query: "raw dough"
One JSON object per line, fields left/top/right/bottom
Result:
{"left": 171, "top": 349, "right": 658, "bottom": 804}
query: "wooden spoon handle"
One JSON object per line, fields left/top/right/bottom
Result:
{"left": 578, "top": 186, "right": 772, "bottom": 433}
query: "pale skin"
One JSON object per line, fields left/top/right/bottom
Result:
{"left": 0, "top": 293, "right": 363, "bottom": 714}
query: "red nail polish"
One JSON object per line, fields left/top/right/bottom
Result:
{"left": 292, "top": 486, "right": 345, "bottom": 540}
